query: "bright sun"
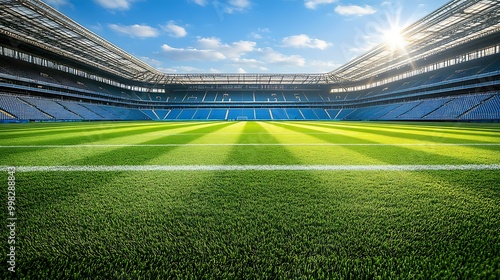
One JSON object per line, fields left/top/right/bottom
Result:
{"left": 383, "top": 27, "right": 408, "bottom": 50}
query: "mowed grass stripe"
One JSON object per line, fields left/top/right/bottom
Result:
{"left": 2, "top": 164, "right": 500, "bottom": 172}
{"left": 0, "top": 121, "right": 214, "bottom": 145}
{"left": 309, "top": 121, "right": 500, "bottom": 137}
{"left": 2, "top": 121, "right": 499, "bottom": 278}
{"left": 268, "top": 121, "right": 500, "bottom": 165}
{"left": 1, "top": 143, "right": 500, "bottom": 148}
{"left": 1, "top": 121, "right": 499, "bottom": 166}
{"left": 280, "top": 121, "right": 500, "bottom": 144}
{"left": 65, "top": 121, "right": 238, "bottom": 166}
{"left": 0, "top": 122, "right": 236, "bottom": 166}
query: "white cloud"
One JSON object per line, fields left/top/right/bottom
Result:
{"left": 249, "top": 32, "right": 262, "bottom": 39}
{"left": 163, "top": 22, "right": 187, "bottom": 38}
{"left": 196, "top": 37, "right": 256, "bottom": 59}
{"left": 94, "top": 0, "right": 134, "bottom": 10}
{"left": 225, "top": 0, "right": 251, "bottom": 13}
{"left": 335, "top": 5, "right": 376, "bottom": 16}
{"left": 109, "top": 24, "right": 160, "bottom": 38}
{"left": 229, "top": 58, "right": 270, "bottom": 72}
{"left": 229, "top": 0, "right": 250, "bottom": 8}
{"left": 177, "top": 66, "right": 204, "bottom": 72}
{"left": 282, "top": 34, "right": 331, "bottom": 50}
{"left": 249, "top": 27, "right": 271, "bottom": 39}
{"left": 157, "top": 67, "right": 178, "bottom": 73}
{"left": 158, "top": 66, "right": 205, "bottom": 73}
{"left": 89, "top": 23, "right": 104, "bottom": 32}
{"left": 237, "top": 67, "right": 247, "bottom": 73}
{"left": 160, "top": 37, "right": 309, "bottom": 72}
{"left": 209, "top": 68, "right": 222, "bottom": 73}
{"left": 258, "top": 48, "right": 305, "bottom": 67}
{"left": 190, "top": 0, "right": 208, "bottom": 6}
{"left": 197, "top": 37, "right": 222, "bottom": 49}
{"left": 304, "top": 0, "right": 337, "bottom": 10}
{"left": 309, "top": 60, "right": 340, "bottom": 72}
{"left": 232, "top": 47, "right": 307, "bottom": 70}
{"left": 161, "top": 44, "right": 226, "bottom": 61}
{"left": 161, "top": 38, "right": 255, "bottom": 62}
{"left": 227, "top": 41, "right": 256, "bottom": 57}
{"left": 139, "top": 57, "right": 163, "bottom": 68}
{"left": 230, "top": 57, "right": 265, "bottom": 69}
{"left": 210, "top": 0, "right": 252, "bottom": 15}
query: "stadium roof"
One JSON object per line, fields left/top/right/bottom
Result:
{"left": 0, "top": 0, "right": 499, "bottom": 85}
{"left": 329, "top": 0, "right": 500, "bottom": 82}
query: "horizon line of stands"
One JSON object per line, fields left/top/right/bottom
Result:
{"left": 0, "top": 51, "right": 499, "bottom": 122}
{"left": 1, "top": 54, "right": 499, "bottom": 105}
{"left": 1, "top": 92, "right": 499, "bottom": 122}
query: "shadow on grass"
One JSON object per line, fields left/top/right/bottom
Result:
{"left": 308, "top": 121, "right": 500, "bottom": 144}
{"left": 269, "top": 122, "right": 484, "bottom": 165}
{"left": 0, "top": 121, "right": 207, "bottom": 145}
{"left": 0, "top": 122, "right": 225, "bottom": 166}
{"left": 3, "top": 122, "right": 234, "bottom": 278}
{"left": 307, "top": 121, "right": 500, "bottom": 154}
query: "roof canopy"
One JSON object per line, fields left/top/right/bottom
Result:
{"left": 329, "top": 0, "right": 500, "bottom": 81}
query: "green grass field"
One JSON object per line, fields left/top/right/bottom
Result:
{"left": 1, "top": 121, "right": 499, "bottom": 279}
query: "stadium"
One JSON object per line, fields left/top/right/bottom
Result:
{"left": 0, "top": 0, "right": 499, "bottom": 278}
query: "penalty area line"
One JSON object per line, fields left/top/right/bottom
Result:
{"left": 1, "top": 164, "right": 500, "bottom": 172}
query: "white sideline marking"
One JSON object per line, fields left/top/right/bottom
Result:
{"left": 0, "top": 143, "right": 500, "bottom": 148}
{"left": 1, "top": 164, "right": 499, "bottom": 172}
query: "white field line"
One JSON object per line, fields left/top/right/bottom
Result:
{"left": 1, "top": 164, "right": 500, "bottom": 172}
{"left": 0, "top": 143, "right": 500, "bottom": 148}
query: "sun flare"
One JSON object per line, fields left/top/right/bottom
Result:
{"left": 383, "top": 27, "right": 408, "bottom": 50}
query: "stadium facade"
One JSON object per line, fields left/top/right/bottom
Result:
{"left": 0, "top": 0, "right": 499, "bottom": 122}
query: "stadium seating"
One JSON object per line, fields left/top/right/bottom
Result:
{"left": 312, "top": 109, "right": 331, "bottom": 119}
{"left": 227, "top": 109, "right": 255, "bottom": 120}
{"left": 333, "top": 109, "right": 355, "bottom": 120}
{"left": 285, "top": 108, "right": 304, "bottom": 120}
{"left": 155, "top": 110, "right": 170, "bottom": 119}
{"left": 141, "top": 109, "right": 159, "bottom": 120}
{"left": 461, "top": 93, "right": 500, "bottom": 120}
{"left": 0, "top": 93, "right": 154, "bottom": 122}
{"left": 20, "top": 97, "right": 82, "bottom": 120}
{"left": 57, "top": 101, "right": 105, "bottom": 120}
{"left": 208, "top": 109, "right": 227, "bottom": 120}
{"left": 424, "top": 94, "right": 491, "bottom": 120}
{"left": 1, "top": 91, "right": 499, "bottom": 122}
{"left": 255, "top": 109, "right": 272, "bottom": 120}
{"left": 100, "top": 106, "right": 149, "bottom": 120}
{"left": 300, "top": 108, "right": 319, "bottom": 120}
{"left": 0, "top": 94, "right": 53, "bottom": 120}
{"left": 270, "top": 108, "right": 288, "bottom": 120}
{"left": 177, "top": 109, "right": 197, "bottom": 120}
{"left": 193, "top": 109, "right": 211, "bottom": 120}
{"left": 165, "top": 109, "right": 183, "bottom": 120}
{"left": 1, "top": 49, "right": 499, "bottom": 122}
{"left": 183, "top": 92, "right": 206, "bottom": 102}
{"left": 399, "top": 98, "right": 451, "bottom": 120}
{"left": 380, "top": 102, "right": 421, "bottom": 120}
{"left": 0, "top": 110, "right": 14, "bottom": 120}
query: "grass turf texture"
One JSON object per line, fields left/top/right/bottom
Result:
{"left": 1, "top": 121, "right": 499, "bottom": 278}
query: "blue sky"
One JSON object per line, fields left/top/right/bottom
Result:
{"left": 45, "top": 0, "right": 450, "bottom": 74}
